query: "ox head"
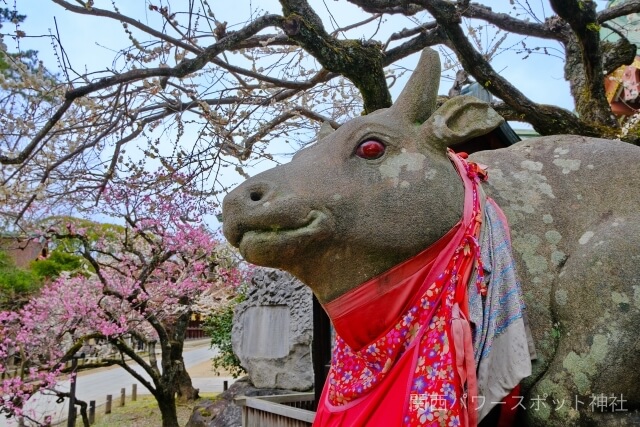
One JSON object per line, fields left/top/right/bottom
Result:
{"left": 222, "top": 49, "right": 503, "bottom": 303}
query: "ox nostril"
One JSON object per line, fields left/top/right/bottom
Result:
{"left": 250, "top": 190, "right": 263, "bottom": 202}
{"left": 244, "top": 182, "right": 272, "bottom": 203}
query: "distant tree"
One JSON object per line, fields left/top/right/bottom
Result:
{"left": 0, "top": 170, "right": 246, "bottom": 427}
{"left": 0, "top": 8, "right": 38, "bottom": 73}
{"left": 0, "top": 7, "right": 77, "bottom": 227}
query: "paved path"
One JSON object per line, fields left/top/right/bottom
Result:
{"left": 1, "top": 340, "right": 236, "bottom": 426}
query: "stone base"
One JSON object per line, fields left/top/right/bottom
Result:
{"left": 185, "top": 377, "right": 303, "bottom": 427}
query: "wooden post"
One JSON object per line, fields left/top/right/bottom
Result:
{"left": 105, "top": 395, "right": 112, "bottom": 414}
{"left": 67, "top": 358, "right": 78, "bottom": 427}
{"left": 223, "top": 380, "right": 228, "bottom": 391}
{"left": 120, "top": 387, "right": 126, "bottom": 407}
{"left": 88, "top": 400, "right": 95, "bottom": 424}
{"left": 132, "top": 384, "right": 137, "bottom": 402}
{"left": 312, "top": 294, "right": 332, "bottom": 411}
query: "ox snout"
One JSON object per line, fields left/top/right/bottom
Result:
{"left": 222, "top": 173, "right": 336, "bottom": 271}
{"left": 221, "top": 180, "right": 275, "bottom": 248}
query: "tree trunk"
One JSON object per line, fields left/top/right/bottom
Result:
{"left": 156, "top": 392, "right": 180, "bottom": 427}
{"left": 167, "top": 309, "right": 199, "bottom": 402}
{"left": 278, "top": 1, "right": 392, "bottom": 113}
{"left": 551, "top": 0, "right": 618, "bottom": 128}
{"left": 175, "top": 363, "right": 199, "bottom": 402}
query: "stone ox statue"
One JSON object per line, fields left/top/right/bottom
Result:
{"left": 222, "top": 49, "right": 640, "bottom": 427}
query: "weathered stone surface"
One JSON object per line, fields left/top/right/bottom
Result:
{"left": 232, "top": 267, "right": 313, "bottom": 391}
{"left": 473, "top": 138, "right": 640, "bottom": 426}
{"left": 185, "top": 377, "right": 299, "bottom": 427}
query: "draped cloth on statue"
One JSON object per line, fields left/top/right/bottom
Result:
{"left": 313, "top": 151, "right": 534, "bottom": 427}
{"left": 468, "top": 200, "right": 536, "bottom": 421}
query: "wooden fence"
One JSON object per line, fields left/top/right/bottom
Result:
{"left": 235, "top": 393, "right": 315, "bottom": 427}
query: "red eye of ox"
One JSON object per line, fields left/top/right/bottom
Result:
{"left": 356, "top": 139, "right": 385, "bottom": 159}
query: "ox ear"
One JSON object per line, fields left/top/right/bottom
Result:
{"left": 317, "top": 121, "right": 335, "bottom": 142}
{"left": 420, "top": 96, "right": 504, "bottom": 152}
{"left": 392, "top": 48, "right": 441, "bottom": 124}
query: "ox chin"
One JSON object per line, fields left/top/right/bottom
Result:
{"left": 237, "top": 210, "right": 334, "bottom": 268}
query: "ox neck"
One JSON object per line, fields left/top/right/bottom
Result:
{"left": 321, "top": 151, "right": 483, "bottom": 350}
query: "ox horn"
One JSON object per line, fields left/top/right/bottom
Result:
{"left": 316, "top": 121, "right": 334, "bottom": 142}
{"left": 392, "top": 48, "right": 441, "bottom": 124}
{"left": 317, "top": 121, "right": 335, "bottom": 142}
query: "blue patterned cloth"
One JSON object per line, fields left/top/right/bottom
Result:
{"left": 468, "top": 199, "right": 528, "bottom": 363}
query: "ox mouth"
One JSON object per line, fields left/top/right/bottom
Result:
{"left": 235, "top": 210, "right": 332, "bottom": 263}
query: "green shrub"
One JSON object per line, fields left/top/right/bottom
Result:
{"left": 29, "top": 250, "right": 84, "bottom": 279}
{"left": 0, "top": 251, "right": 41, "bottom": 310}
{"left": 203, "top": 293, "right": 246, "bottom": 378}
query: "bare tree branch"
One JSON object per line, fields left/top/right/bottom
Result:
{"left": 0, "top": 98, "right": 73, "bottom": 164}
{"left": 384, "top": 27, "right": 449, "bottom": 65}
{"left": 331, "top": 13, "right": 383, "bottom": 36}
{"left": 462, "top": 3, "right": 567, "bottom": 40}
{"left": 602, "top": 38, "right": 637, "bottom": 75}
{"left": 51, "top": 0, "right": 201, "bottom": 54}
{"left": 111, "top": 338, "right": 161, "bottom": 389}
{"left": 210, "top": 57, "right": 329, "bottom": 90}
{"left": 348, "top": 1, "right": 422, "bottom": 15}
{"left": 231, "top": 106, "right": 341, "bottom": 160}
{"left": 279, "top": 0, "right": 391, "bottom": 113}
{"left": 598, "top": 0, "right": 640, "bottom": 23}
{"left": 409, "top": 0, "right": 602, "bottom": 136}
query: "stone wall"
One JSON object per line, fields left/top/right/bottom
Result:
{"left": 232, "top": 267, "right": 313, "bottom": 391}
